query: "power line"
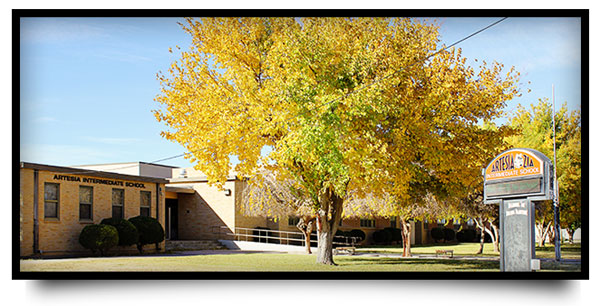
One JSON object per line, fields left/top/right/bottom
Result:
{"left": 285, "top": 17, "right": 509, "bottom": 124}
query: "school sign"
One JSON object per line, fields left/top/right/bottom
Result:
{"left": 484, "top": 148, "right": 553, "bottom": 202}
{"left": 483, "top": 148, "right": 554, "bottom": 272}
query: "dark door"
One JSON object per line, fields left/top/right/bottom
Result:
{"left": 415, "top": 221, "right": 422, "bottom": 245}
{"left": 165, "top": 199, "right": 179, "bottom": 240}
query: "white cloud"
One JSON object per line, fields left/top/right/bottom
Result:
{"left": 93, "top": 50, "right": 153, "bottom": 63}
{"left": 20, "top": 143, "right": 120, "bottom": 166}
{"left": 83, "top": 137, "right": 143, "bottom": 145}
{"left": 35, "top": 116, "right": 58, "bottom": 123}
{"left": 20, "top": 18, "right": 110, "bottom": 43}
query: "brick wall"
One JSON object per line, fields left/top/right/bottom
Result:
{"left": 171, "top": 180, "right": 237, "bottom": 240}
{"left": 20, "top": 168, "right": 165, "bottom": 257}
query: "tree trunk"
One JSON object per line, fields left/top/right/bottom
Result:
{"left": 483, "top": 221, "right": 499, "bottom": 253}
{"left": 400, "top": 218, "right": 412, "bottom": 257}
{"left": 548, "top": 225, "right": 555, "bottom": 245}
{"left": 536, "top": 221, "right": 552, "bottom": 247}
{"left": 297, "top": 216, "right": 315, "bottom": 254}
{"left": 566, "top": 228, "right": 574, "bottom": 244}
{"left": 474, "top": 217, "right": 485, "bottom": 254}
{"left": 491, "top": 222, "right": 499, "bottom": 252}
{"left": 315, "top": 188, "right": 343, "bottom": 265}
{"left": 304, "top": 231, "right": 312, "bottom": 254}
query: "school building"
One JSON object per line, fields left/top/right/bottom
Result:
{"left": 20, "top": 161, "right": 470, "bottom": 257}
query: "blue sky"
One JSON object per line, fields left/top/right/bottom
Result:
{"left": 19, "top": 17, "right": 582, "bottom": 169}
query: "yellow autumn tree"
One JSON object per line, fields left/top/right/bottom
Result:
{"left": 506, "top": 100, "right": 581, "bottom": 245}
{"left": 155, "top": 17, "right": 521, "bottom": 265}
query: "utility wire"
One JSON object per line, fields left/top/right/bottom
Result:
{"left": 50, "top": 17, "right": 508, "bottom": 176}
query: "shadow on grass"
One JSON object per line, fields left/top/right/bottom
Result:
{"left": 336, "top": 257, "right": 500, "bottom": 270}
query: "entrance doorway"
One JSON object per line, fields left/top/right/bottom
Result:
{"left": 166, "top": 199, "right": 179, "bottom": 240}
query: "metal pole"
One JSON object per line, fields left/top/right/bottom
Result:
{"left": 552, "top": 84, "right": 561, "bottom": 261}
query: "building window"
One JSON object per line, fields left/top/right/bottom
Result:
{"left": 112, "top": 189, "right": 124, "bottom": 219}
{"left": 288, "top": 216, "right": 300, "bottom": 226}
{"left": 44, "top": 183, "right": 59, "bottom": 219}
{"left": 360, "top": 218, "right": 375, "bottom": 228}
{"left": 390, "top": 216, "right": 397, "bottom": 228}
{"left": 467, "top": 219, "right": 475, "bottom": 226}
{"left": 79, "top": 186, "right": 93, "bottom": 221}
{"left": 140, "top": 191, "right": 151, "bottom": 217}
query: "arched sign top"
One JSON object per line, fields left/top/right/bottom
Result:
{"left": 484, "top": 148, "right": 548, "bottom": 181}
{"left": 483, "top": 148, "right": 553, "bottom": 203}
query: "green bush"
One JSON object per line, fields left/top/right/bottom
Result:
{"left": 101, "top": 218, "right": 139, "bottom": 246}
{"left": 373, "top": 229, "right": 392, "bottom": 245}
{"left": 457, "top": 229, "right": 477, "bottom": 242}
{"left": 384, "top": 227, "right": 403, "bottom": 244}
{"left": 334, "top": 230, "right": 347, "bottom": 244}
{"left": 349, "top": 229, "right": 366, "bottom": 242}
{"left": 128, "top": 216, "right": 165, "bottom": 254}
{"left": 430, "top": 227, "right": 444, "bottom": 242}
{"left": 443, "top": 228, "right": 456, "bottom": 241}
{"left": 78, "top": 224, "right": 119, "bottom": 256}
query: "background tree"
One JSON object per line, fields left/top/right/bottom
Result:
{"left": 240, "top": 169, "right": 316, "bottom": 254}
{"left": 506, "top": 100, "right": 581, "bottom": 245}
{"left": 155, "top": 17, "right": 520, "bottom": 265}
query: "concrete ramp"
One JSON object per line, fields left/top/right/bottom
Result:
{"left": 218, "top": 240, "right": 310, "bottom": 254}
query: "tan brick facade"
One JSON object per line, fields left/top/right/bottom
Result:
{"left": 20, "top": 163, "right": 167, "bottom": 257}
{"left": 167, "top": 179, "right": 268, "bottom": 241}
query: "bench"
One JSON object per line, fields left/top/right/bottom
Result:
{"left": 435, "top": 249, "right": 454, "bottom": 258}
{"left": 333, "top": 247, "right": 356, "bottom": 255}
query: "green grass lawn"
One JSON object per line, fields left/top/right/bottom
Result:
{"left": 358, "top": 242, "right": 581, "bottom": 259}
{"left": 20, "top": 252, "right": 500, "bottom": 272}
{"left": 19, "top": 243, "right": 581, "bottom": 272}
{"left": 359, "top": 242, "right": 501, "bottom": 257}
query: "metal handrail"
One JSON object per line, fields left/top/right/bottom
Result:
{"left": 213, "top": 226, "right": 359, "bottom": 247}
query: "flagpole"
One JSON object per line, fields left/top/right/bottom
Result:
{"left": 552, "top": 84, "right": 561, "bottom": 261}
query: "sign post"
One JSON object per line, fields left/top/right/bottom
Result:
{"left": 484, "top": 148, "right": 553, "bottom": 272}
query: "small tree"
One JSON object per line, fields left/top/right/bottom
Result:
{"left": 240, "top": 169, "right": 316, "bottom": 254}
{"left": 129, "top": 216, "right": 165, "bottom": 254}
{"left": 101, "top": 218, "right": 139, "bottom": 247}
{"left": 79, "top": 224, "right": 119, "bottom": 256}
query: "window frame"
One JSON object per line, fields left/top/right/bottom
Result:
{"left": 390, "top": 216, "right": 397, "bottom": 228}
{"left": 112, "top": 188, "right": 125, "bottom": 219}
{"left": 140, "top": 190, "right": 151, "bottom": 217}
{"left": 288, "top": 216, "right": 300, "bottom": 226}
{"left": 79, "top": 185, "right": 94, "bottom": 221}
{"left": 43, "top": 183, "right": 60, "bottom": 219}
{"left": 360, "top": 218, "right": 375, "bottom": 228}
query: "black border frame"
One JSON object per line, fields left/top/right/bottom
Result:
{"left": 13, "top": 9, "right": 589, "bottom": 280}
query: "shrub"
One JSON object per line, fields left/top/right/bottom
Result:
{"left": 79, "top": 224, "right": 119, "bottom": 256}
{"left": 349, "top": 229, "right": 366, "bottom": 243}
{"left": 384, "top": 227, "right": 403, "bottom": 244}
{"left": 475, "top": 230, "right": 493, "bottom": 243}
{"left": 101, "top": 218, "right": 139, "bottom": 246}
{"left": 129, "top": 216, "right": 165, "bottom": 254}
{"left": 443, "top": 228, "right": 456, "bottom": 241}
{"left": 373, "top": 229, "right": 392, "bottom": 245}
{"left": 430, "top": 227, "right": 444, "bottom": 242}
{"left": 457, "top": 229, "right": 477, "bottom": 242}
{"left": 484, "top": 232, "right": 492, "bottom": 243}
{"left": 334, "top": 230, "right": 348, "bottom": 244}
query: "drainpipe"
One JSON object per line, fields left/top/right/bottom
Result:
{"left": 33, "top": 170, "right": 39, "bottom": 255}
{"left": 156, "top": 182, "right": 161, "bottom": 251}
